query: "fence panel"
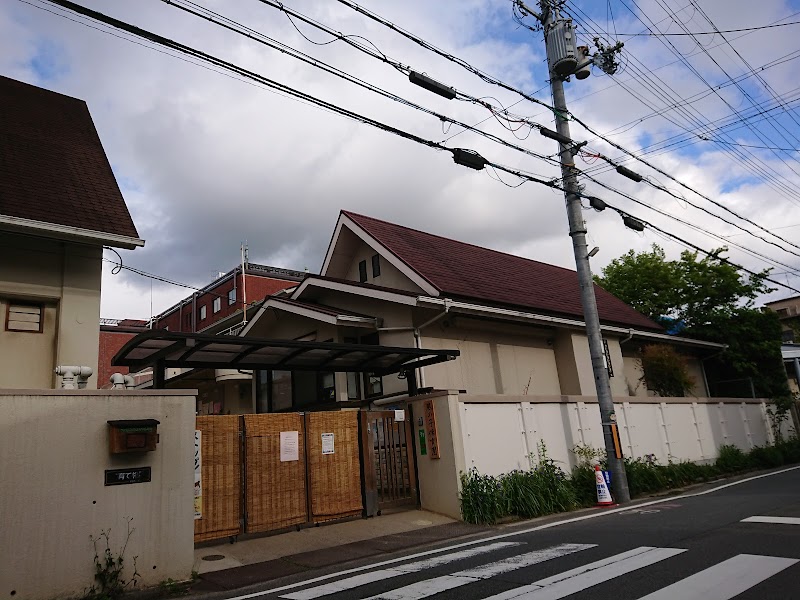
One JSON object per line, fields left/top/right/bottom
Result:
{"left": 306, "top": 411, "right": 363, "bottom": 523}
{"left": 243, "top": 414, "right": 308, "bottom": 533}
{"left": 194, "top": 415, "right": 242, "bottom": 543}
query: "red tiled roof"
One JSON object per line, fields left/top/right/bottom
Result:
{"left": 342, "top": 211, "right": 661, "bottom": 331}
{"left": 0, "top": 76, "right": 139, "bottom": 240}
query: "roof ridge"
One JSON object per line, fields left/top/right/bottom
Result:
{"left": 341, "top": 210, "right": 579, "bottom": 276}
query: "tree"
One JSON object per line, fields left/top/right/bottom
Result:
{"left": 595, "top": 244, "right": 788, "bottom": 400}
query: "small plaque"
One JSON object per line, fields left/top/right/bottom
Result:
{"left": 104, "top": 467, "right": 152, "bottom": 486}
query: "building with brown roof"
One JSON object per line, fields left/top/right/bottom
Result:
{"left": 240, "top": 210, "right": 724, "bottom": 412}
{"left": 0, "top": 75, "right": 143, "bottom": 389}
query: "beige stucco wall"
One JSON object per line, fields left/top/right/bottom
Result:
{"left": 622, "top": 351, "right": 708, "bottom": 398}
{"left": 0, "top": 234, "right": 102, "bottom": 388}
{"left": 409, "top": 391, "right": 464, "bottom": 519}
{"left": 422, "top": 322, "right": 561, "bottom": 395}
{"left": 0, "top": 390, "right": 196, "bottom": 600}
{"left": 343, "top": 240, "right": 424, "bottom": 293}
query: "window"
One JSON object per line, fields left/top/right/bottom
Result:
{"left": 358, "top": 259, "right": 368, "bottom": 283}
{"left": 213, "top": 297, "right": 222, "bottom": 313}
{"left": 228, "top": 288, "right": 236, "bottom": 305}
{"left": 6, "top": 303, "right": 43, "bottom": 332}
{"left": 199, "top": 305, "right": 207, "bottom": 321}
{"left": 371, "top": 254, "right": 381, "bottom": 278}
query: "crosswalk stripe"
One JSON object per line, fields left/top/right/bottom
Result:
{"left": 483, "top": 546, "right": 686, "bottom": 600}
{"left": 280, "top": 542, "right": 522, "bottom": 600}
{"left": 635, "top": 553, "right": 799, "bottom": 599}
{"left": 363, "top": 544, "right": 595, "bottom": 600}
{"left": 741, "top": 516, "right": 800, "bottom": 525}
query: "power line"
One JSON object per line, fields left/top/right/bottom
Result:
{"left": 616, "top": 19, "right": 800, "bottom": 36}
{"left": 34, "top": 0, "right": 800, "bottom": 296}
{"left": 567, "top": 2, "right": 800, "bottom": 205}
{"left": 335, "top": 0, "right": 800, "bottom": 251}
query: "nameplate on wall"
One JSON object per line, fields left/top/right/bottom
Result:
{"left": 423, "top": 399, "right": 440, "bottom": 459}
{"left": 104, "top": 467, "right": 152, "bottom": 486}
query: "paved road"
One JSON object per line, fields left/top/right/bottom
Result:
{"left": 221, "top": 467, "right": 800, "bottom": 600}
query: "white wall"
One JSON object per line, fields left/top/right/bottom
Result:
{"left": 0, "top": 390, "right": 196, "bottom": 600}
{"left": 457, "top": 395, "right": 784, "bottom": 477}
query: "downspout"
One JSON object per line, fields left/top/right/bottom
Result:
{"left": 377, "top": 299, "right": 451, "bottom": 390}
{"left": 620, "top": 328, "right": 634, "bottom": 345}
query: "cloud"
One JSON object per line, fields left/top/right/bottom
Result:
{"left": 2, "top": 0, "right": 800, "bottom": 319}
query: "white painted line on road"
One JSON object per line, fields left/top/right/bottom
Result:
{"left": 741, "top": 516, "right": 800, "bottom": 525}
{"left": 634, "top": 553, "right": 799, "bottom": 599}
{"left": 483, "top": 547, "right": 686, "bottom": 600}
{"left": 362, "top": 544, "right": 594, "bottom": 600}
{"left": 280, "top": 542, "right": 521, "bottom": 600}
{"left": 229, "top": 464, "right": 800, "bottom": 600}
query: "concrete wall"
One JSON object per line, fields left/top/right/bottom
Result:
{"left": 408, "top": 391, "right": 465, "bottom": 520}
{"left": 0, "top": 233, "right": 102, "bottom": 388}
{"left": 457, "top": 395, "right": 787, "bottom": 478}
{"left": 0, "top": 390, "right": 197, "bottom": 600}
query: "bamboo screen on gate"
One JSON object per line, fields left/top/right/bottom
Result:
{"left": 243, "top": 414, "right": 308, "bottom": 533}
{"left": 194, "top": 416, "right": 242, "bottom": 543}
{"left": 306, "top": 411, "right": 363, "bottom": 523}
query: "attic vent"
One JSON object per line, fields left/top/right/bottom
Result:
{"left": 6, "top": 303, "right": 43, "bottom": 332}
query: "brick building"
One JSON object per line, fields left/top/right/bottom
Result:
{"left": 152, "top": 263, "right": 306, "bottom": 334}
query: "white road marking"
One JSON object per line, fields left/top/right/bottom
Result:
{"left": 635, "top": 554, "right": 799, "bottom": 599}
{"left": 363, "top": 544, "right": 594, "bottom": 600}
{"left": 226, "top": 465, "right": 800, "bottom": 600}
{"left": 280, "top": 542, "right": 521, "bottom": 600}
{"left": 483, "top": 547, "right": 686, "bottom": 600}
{"left": 741, "top": 516, "right": 800, "bottom": 525}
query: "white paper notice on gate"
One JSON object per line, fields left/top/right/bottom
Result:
{"left": 394, "top": 409, "right": 405, "bottom": 422}
{"left": 280, "top": 431, "right": 299, "bottom": 462}
{"left": 321, "top": 432, "right": 335, "bottom": 455}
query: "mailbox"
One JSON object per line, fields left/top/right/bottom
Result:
{"left": 107, "top": 419, "right": 160, "bottom": 454}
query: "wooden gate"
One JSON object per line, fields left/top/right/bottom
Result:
{"left": 362, "top": 410, "right": 417, "bottom": 514}
{"left": 194, "top": 416, "right": 242, "bottom": 543}
{"left": 243, "top": 414, "right": 307, "bottom": 533}
{"left": 194, "top": 412, "right": 365, "bottom": 543}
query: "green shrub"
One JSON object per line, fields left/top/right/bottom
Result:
{"left": 716, "top": 444, "right": 750, "bottom": 473}
{"left": 625, "top": 456, "right": 668, "bottom": 496}
{"left": 570, "top": 464, "right": 598, "bottom": 508}
{"left": 749, "top": 445, "right": 785, "bottom": 469}
{"left": 460, "top": 469, "right": 506, "bottom": 525}
{"left": 776, "top": 436, "right": 800, "bottom": 463}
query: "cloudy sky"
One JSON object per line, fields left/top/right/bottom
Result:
{"left": 3, "top": 0, "right": 800, "bottom": 319}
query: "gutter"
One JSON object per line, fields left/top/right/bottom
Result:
{"left": 378, "top": 299, "right": 451, "bottom": 388}
{"left": 416, "top": 296, "right": 725, "bottom": 350}
{"left": 0, "top": 214, "right": 145, "bottom": 249}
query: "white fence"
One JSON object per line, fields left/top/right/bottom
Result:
{"left": 458, "top": 395, "right": 787, "bottom": 476}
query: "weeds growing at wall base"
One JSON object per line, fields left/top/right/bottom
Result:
{"left": 460, "top": 436, "right": 800, "bottom": 524}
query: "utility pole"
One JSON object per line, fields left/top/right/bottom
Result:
{"left": 523, "top": 0, "right": 630, "bottom": 502}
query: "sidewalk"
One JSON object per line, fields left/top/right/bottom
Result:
{"left": 191, "top": 510, "right": 489, "bottom": 593}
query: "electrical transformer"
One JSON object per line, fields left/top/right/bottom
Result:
{"left": 546, "top": 19, "right": 578, "bottom": 77}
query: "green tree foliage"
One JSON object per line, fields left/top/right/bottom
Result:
{"left": 639, "top": 344, "right": 696, "bottom": 397}
{"left": 595, "top": 244, "right": 789, "bottom": 399}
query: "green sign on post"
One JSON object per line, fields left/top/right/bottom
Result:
{"left": 418, "top": 429, "right": 427, "bottom": 456}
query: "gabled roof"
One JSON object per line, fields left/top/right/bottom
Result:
{"left": 0, "top": 76, "right": 142, "bottom": 247}
{"left": 339, "top": 211, "right": 661, "bottom": 331}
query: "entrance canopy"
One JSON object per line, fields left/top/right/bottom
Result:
{"left": 112, "top": 330, "right": 459, "bottom": 376}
